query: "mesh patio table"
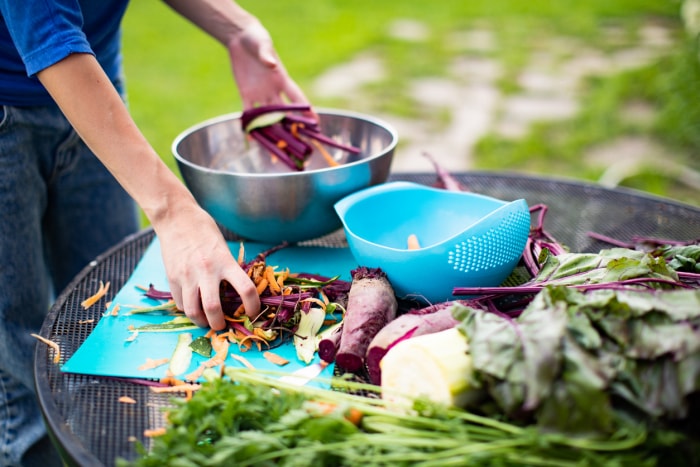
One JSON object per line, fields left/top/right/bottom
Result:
{"left": 34, "top": 171, "right": 700, "bottom": 466}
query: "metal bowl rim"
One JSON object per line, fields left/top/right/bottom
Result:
{"left": 171, "top": 107, "right": 398, "bottom": 178}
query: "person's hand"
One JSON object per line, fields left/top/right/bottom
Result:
{"left": 227, "top": 20, "right": 313, "bottom": 111}
{"left": 156, "top": 205, "right": 261, "bottom": 330}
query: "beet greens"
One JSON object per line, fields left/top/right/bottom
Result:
{"left": 454, "top": 286, "right": 700, "bottom": 439}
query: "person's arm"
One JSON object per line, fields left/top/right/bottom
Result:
{"left": 36, "top": 52, "right": 261, "bottom": 330}
{"left": 162, "top": 0, "right": 312, "bottom": 109}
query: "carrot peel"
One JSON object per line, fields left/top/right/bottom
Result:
{"left": 31, "top": 333, "right": 60, "bottom": 364}
{"left": 81, "top": 281, "right": 110, "bottom": 309}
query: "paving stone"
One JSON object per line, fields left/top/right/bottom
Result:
{"left": 386, "top": 18, "right": 431, "bottom": 42}
{"left": 310, "top": 19, "right": 679, "bottom": 176}
{"left": 312, "top": 53, "right": 385, "bottom": 98}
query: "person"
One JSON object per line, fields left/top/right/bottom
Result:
{"left": 0, "top": 1, "right": 313, "bottom": 465}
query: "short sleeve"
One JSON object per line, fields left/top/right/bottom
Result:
{"left": 0, "top": 0, "right": 94, "bottom": 76}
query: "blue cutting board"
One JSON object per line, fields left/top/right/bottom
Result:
{"left": 62, "top": 237, "right": 358, "bottom": 386}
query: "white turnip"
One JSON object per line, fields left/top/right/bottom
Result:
{"left": 365, "top": 302, "right": 460, "bottom": 385}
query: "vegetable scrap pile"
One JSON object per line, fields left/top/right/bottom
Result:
{"left": 241, "top": 104, "right": 360, "bottom": 171}
{"left": 122, "top": 243, "right": 353, "bottom": 385}
{"left": 121, "top": 210, "right": 700, "bottom": 466}
{"left": 118, "top": 162, "right": 699, "bottom": 465}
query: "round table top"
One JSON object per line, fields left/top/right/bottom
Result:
{"left": 34, "top": 172, "right": 700, "bottom": 466}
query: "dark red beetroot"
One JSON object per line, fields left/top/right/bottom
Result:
{"left": 335, "top": 267, "right": 398, "bottom": 373}
{"left": 365, "top": 302, "right": 460, "bottom": 385}
{"left": 318, "top": 325, "right": 343, "bottom": 364}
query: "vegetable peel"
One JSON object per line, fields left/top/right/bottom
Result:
{"left": 81, "top": 280, "right": 110, "bottom": 309}
{"left": 31, "top": 333, "right": 61, "bottom": 364}
{"left": 168, "top": 333, "right": 193, "bottom": 377}
{"left": 294, "top": 307, "right": 325, "bottom": 364}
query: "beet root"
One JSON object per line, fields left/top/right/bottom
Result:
{"left": 365, "top": 302, "right": 460, "bottom": 385}
{"left": 318, "top": 325, "right": 343, "bottom": 364}
{"left": 335, "top": 267, "right": 398, "bottom": 373}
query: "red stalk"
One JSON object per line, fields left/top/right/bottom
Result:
{"left": 295, "top": 125, "right": 361, "bottom": 154}
{"left": 250, "top": 130, "right": 303, "bottom": 171}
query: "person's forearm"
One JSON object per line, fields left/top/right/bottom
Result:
{"left": 38, "top": 51, "right": 262, "bottom": 328}
{"left": 162, "top": 0, "right": 256, "bottom": 47}
{"left": 36, "top": 53, "right": 197, "bottom": 229}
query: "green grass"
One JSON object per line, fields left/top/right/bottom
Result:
{"left": 121, "top": 0, "right": 698, "bottom": 205}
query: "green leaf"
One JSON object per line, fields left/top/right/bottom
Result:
{"left": 189, "top": 335, "right": 213, "bottom": 358}
{"left": 533, "top": 248, "right": 679, "bottom": 288}
{"left": 661, "top": 245, "right": 700, "bottom": 273}
{"left": 244, "top": 112, "right": 286, "bottom": 132}
{"left": 457, "top": 286, "right": 700, "bottom": 436}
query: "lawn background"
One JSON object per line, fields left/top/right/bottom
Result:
{"left": 121, "top": 1, "right": 697, "bottom": 207}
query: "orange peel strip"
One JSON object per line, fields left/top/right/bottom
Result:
{"left": 253, "top": 327, "right": 274, "bottom": 341}
{"left": 309, "top": 138, "right": 340, "bottom": 167}
{"left": 256, "top": 278, "right": 269, "bottom": 295}
{"left": 265, "top": 266, "right": 281, "bottom": 294}
{"left": 138, "top": 357, "right": 170, "bottom": 371}
{"left": 184, "top": 364, "right": 207, "bottom": 382}
{"left": 160, "top": 375, "right": 188, "bottom": 386}
{"left": 239, "top": 334, "right": 269, "bottom": 351}
{"left": 230, "top": 353, "right": 255, "bottom": 370}
{"left": 233, "top": 304, "right": 246, "bottom": 318}
{"left": 276, "top": 268, "right": 289, "bottom": 289}
{"left": 263, "top": 351, "right": 289, "bottom": 366}
{"left": 224, "top": 316, "right": 247, "bottom": 323}
{"left": 149, "top": 384, "right": 201, "bottom": 394}
{"left": 81, "top": 281, "right": 111, "bottom": 309}
{"left": 30, "top": 333, "right": 60, "bottom": 364}
{"left": 201, "top": 335, "right": 230, "bottom": 368}
{"left": 144, "top": 428, "right": 167, "bottom": 438}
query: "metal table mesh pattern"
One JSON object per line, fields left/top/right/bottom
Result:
{"left": 35, "top": 173, "right": 700, "bottom": 466}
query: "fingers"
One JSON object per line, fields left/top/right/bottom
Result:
{"left": 169, "top": 285, "right": 185, "bottom": 318}
{"left": 227, "top": 266, "right": 261, "bottom": 320}
{"left": 198, "top": 283, "right": 227, "bottom": 331}
{"left": 282, "top": 78, "right": 310, "bottom": 105}
{"left": 173, "top": 266, "right": 260, "bottom": 331}
{"left": 230, "top": 22, "right": 313, "bottom": 113}
{"left": 177, "top": 282, "right": 209, "bottom": 329}
{"left": 281, "top": 80, "right": 318, "bottom": 121}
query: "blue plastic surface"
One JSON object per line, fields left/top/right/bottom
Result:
{"left": 62, "top": 238, "right": 358, "bottom": 387}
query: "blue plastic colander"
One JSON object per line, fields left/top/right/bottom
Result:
{"left": 334, "top": 181, "right": 531, "bottom": 303}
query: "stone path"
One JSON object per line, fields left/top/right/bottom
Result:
{"left": 310, "top": 18, "right": 700, "bottom": 195}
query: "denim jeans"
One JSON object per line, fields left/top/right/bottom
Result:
{"left": 0, "top": 104, "right": 139, "bottom": 466}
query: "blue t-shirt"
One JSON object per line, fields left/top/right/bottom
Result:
{"left": 0, "top": 0, "right": 129, "bottom": 106}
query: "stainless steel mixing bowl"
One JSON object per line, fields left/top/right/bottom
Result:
{"left": 172, "top": 108, "right": 398, "bottom": 244}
